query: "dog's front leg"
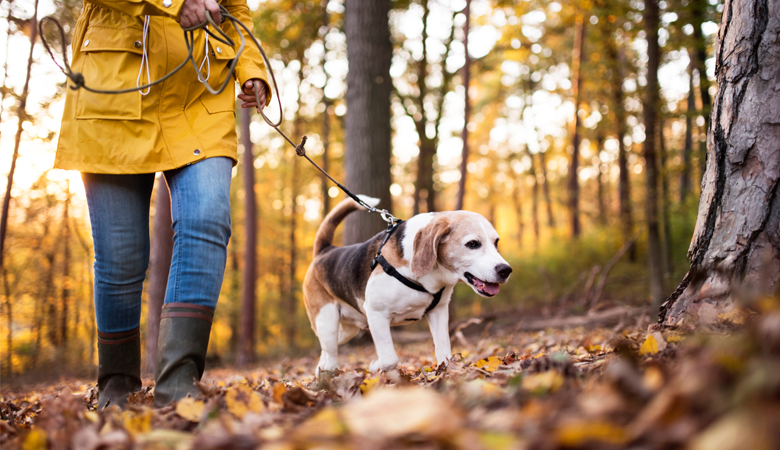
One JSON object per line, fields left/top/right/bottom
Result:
{"left": 365, "top": 305, "right": 399, "bottom": 372}
{"left": 426, "top": 291, "right": 453, "bottom": 366}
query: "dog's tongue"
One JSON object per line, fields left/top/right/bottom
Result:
{"left": 484, "top": 282, "right": 500, "bottom": 296}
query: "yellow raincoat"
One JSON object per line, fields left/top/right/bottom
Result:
{"left": 54, "top": 0, "right": 270, "bottom": 174}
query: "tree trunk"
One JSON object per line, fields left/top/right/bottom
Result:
{"left": 680, "top": 58, "right": 695, "bottom": 202}
{"left": 659, "top": 116, "right": 673, "bottom": 280}
{"left": 320, "top": 0, "right": 331, "bottom": 216}
{"left": 529, "top": 151, "right": 541, "bottom": 244}
{"left": 595, "top": 133, "right": 606, "bottom": 225}
{"left": 3, "top": 269, "right": 12, "bottom": 377}
{"left": 568, "top": 15, "right": 585, "bottom": 238}
{"left": 287, "top": 71, "right": 304, "bottom": 349}
{"left": 660, "top": 0, "right": 779, "bottom": 326}
{"left": 144, "top": 177, "right": 172, "bottom": 374}
{"left": 691, "top": 0, "right": 713, "bottom": 185}
{"left": 644, "top": 0, "right": 665, "bottom": 308}
{"left": 538, "top": 150, "right": 555, "bottom": 229}
{"left": 343, "top": 0, "right": 393, "bottom": 243}
{"left": 237, "top": 106, "right": 257, "bottom": 366}
{"left": 513, "top": 172, "right": 524, "bottom": 248}
{"left": 60, "top": 182, "right": 71, "bottom": 345}
{"left": 455, "top": 0, "right": 471, "bottom": 211}
{"left": 604, "top": 21, "right": 635, "bottom": 261}
{"left": 0, "top": 0, "right": 38, "bottom": 269}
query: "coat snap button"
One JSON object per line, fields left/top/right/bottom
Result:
{"left": 193, "top": 149, "right": 201, "bottom": 156}
{"left": 216, "top": 47, "right": 222, "bottom": 54}
{"left": 134, "top": 41, "right": 142, "bottom": 48}
{"left": 84, "top": 40, "right": 90, "bottom": 47}
{"left": 162, "top": 0, "right": 172, "bottom": 7}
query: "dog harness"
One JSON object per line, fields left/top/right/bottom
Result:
{"left": 370, "top": 221, "right": 445, "bottom": 316}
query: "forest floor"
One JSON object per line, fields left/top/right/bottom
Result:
{"left": 2, "top": 303, "right": 780, "bottom": 450}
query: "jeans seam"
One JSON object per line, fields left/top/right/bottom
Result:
{"left": 171, "top": 173, "right": 183, "bottom": 305}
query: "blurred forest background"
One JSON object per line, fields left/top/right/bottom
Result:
{"left": 0, "top": 0, "right": 721, "bottom": 380}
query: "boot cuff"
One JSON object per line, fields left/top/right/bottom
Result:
{"left": 161, "top": 303, "right": 215, "bottom": 323}
{"left": 98, "top": 326, "right": 140, "bottom": 345}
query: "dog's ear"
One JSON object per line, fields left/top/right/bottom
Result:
{"left": 411, "top": 217, "right": 451, "bottom": 277}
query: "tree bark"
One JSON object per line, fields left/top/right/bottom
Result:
{"left": 690, "top": 0, "right": 713, "bottom": 184}
{"left": 528, "top": 151, "right": 541, "bottom": 244}
{"left": 144, "top": 177, "right": 172, "bottom": 374}
{"left": 660, "top": 0, "right": 779, "bottom": 326}
{"left": 659, "top": 116, "right": 673, "bottom": 280}
{"left": 343, "top": 0, "right": 393, "bottom": 243}
{"left": 644, "top": 0, "right": 665, "bottom": 308}
{"left": 568, "top": 15, "right": 585, "bottom": 238}
{"left": 59, "top": 182, "right": 71, "bottom": 345}
{"left": 595, "top": 133, "right": 607, "bottom": 225}
{"left": 287, "top": 69, "right": 304, "bottom": 349}
{"left": 3, "top": 269, "right": 12, "bottom": 377}
{"left": 237, "top": 106, "right": 257, "bottom": 366}
{"left": 0, "top": 0, "right": 38, "bottom": 270}
{"left": 455, "top": 0, "right": 471, "bottom": 211}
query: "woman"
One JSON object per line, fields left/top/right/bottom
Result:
{"left": 54, "top": 0, "right": 269, "bottom": 408}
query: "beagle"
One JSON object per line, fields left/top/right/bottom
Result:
{"left": 303, "top": 196, "right": 512, "bottom": 373}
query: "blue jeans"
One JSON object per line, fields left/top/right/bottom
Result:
{"left": 83, "top": 157, "right": 233, "bottom": 334}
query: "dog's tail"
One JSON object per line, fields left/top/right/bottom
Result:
{"left": 313, "top": 195, "right": 380, "bottom": 257}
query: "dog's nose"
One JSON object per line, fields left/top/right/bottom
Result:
{"left": 496, "top": 263, "right": 512, "bottom": 279}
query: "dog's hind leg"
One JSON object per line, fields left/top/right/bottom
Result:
{"left": 338, "top": 323, "right": 360, "bottom": 345}
{"left": 315, "top": 302, "right": 340, "bottom": 374}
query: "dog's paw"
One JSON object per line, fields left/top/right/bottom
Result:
{"left": 369, "top": 358, "right": 398, "bottom": 372}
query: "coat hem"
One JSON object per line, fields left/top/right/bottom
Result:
{"left": 53, "top": 152, "right": 238, "bottom": 174}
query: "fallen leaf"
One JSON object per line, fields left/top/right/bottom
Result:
{"left": 475, "top": 356, "right": 502, "bottom": 372}
{"left": 294, "top": 407, "right": 346, "bottom": 441}
{"left": 272, "top": 382, "right": 287, "bottom": 404}
{"left": 23, "top": 428, "right": 48, "bottom": 450}
{"left": 175, "top": 398, "right": 206, "bottom": 422}
{"left": 341, "top": 386, "right": 464, "bottom": 439}
{"left": 522, "top": 371, "right": 564, "bottom": 394}
{"left": 360, "top": 376, "right": 380, "bottom": 395}
{"left": 226, "top": 384, "right": 265, "bottom": 419}
{"left": 123, "top": 408, "right": 152, "bottom": 433}
{"left": 639, "top": 333, "right": 659, "bottom": 355}
{"left": 556, "top": 420, "right": 628, "bottom": 446}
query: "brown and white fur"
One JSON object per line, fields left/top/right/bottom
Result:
{"left": 303, "top": 196, "right": 512, "bottom": 373}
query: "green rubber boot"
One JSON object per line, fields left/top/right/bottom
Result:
{"left": 97, "top": 327, "right": 142, "bottom": 410}
{"left": 153, "top": 303, "right": 214, "bottom": 407}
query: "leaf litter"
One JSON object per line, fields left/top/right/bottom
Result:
{"left": 3, "top": 306, "right": 780, "bottom": 449}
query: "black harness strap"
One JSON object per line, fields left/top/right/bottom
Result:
{"left": 370, "top": 222, "right": 445, "bottom": 316}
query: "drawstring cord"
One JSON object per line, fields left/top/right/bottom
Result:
{"left": 135, "top": 15, "right": 151, "bottom": 95}
{"left": 197, "top": 25, "right": 210, "bottom": 83}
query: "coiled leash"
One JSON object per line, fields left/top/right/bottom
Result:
{"left": 39, "top": 6, "right": 399, "bottom": 227}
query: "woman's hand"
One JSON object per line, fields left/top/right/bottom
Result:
{"left": 239, "top": 79, "right": 269, "bottom": 113}
{"left": 179, "top": 0, "right": 221, "bottom": 28}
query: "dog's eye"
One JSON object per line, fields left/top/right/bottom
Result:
{"left": 495, "top": 238, "right": 499, "bottom": 249}
{"left": 466, "top": 240, "right": 481, "bottom": 249}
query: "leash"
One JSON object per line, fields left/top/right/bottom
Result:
{"left": 39, "top": 6, "right": 400, "bottom": 227}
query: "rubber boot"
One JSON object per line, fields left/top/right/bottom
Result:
{"left": 97, "top": 327, "right": 142, "bottom": 410}
{"left": 153, "top": 303, "right": 214, "bottom": 407}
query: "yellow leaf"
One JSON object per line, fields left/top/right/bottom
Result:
{"left": 123, "top": 408, "right": 152, "bottom": 433}
{"left": 23, "top": 428, "right": 48, "bottom": 450}
{"left": 175, "top": 398, "right": 205, "bottom": 422}
{"left": 475, "top": 356, "right": 502, "bottom": 372}
{"left": 479, "top": 431, "right": 519, "bottom": 450}
{"left": 360, "top": 377, "right": 380, "bottom": 395}
{"left": 272, "top": 382, "right": 287, "bottom": 404}
{"left": 556, "top": 420, "right": 628, "bottom": 446}
{"left": 639, "top": 334, "right": 659, "bottom": 355}
{"left": 294, "top": 407, "right": 346, "bottom": 441}
{"left": 226, "top": 384, "right": 265, "bottom": 419}
{"left": 84, "top": 411, "right": 99, "bottom": 423}
{"left": 522, "top": 371, "right": 564, "bottom": 393}
{"left": 717, "top": 308, "right": 751, "bottom": 325}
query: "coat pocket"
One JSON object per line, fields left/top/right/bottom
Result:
{"left": 75, "top": 25, "right": 144, "bottom": 120}
{"left": 199, "top": 38, "right": 237, "bottom": 115}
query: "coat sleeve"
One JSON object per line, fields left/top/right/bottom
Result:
{"left": 221, "top": 0, "right": 272, "bottom": 105}
{"left": 86, "top": 0, "right": 186, "bottom": 20}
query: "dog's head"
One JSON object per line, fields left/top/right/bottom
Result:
{"left": 410, "top": 212, "right": 512, "bottom": 297}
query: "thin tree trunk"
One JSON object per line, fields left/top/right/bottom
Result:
{"left": 604, "top": 21, "right": 634, "bottom": 261}
{"left": 513, "top": 175, "right": 523, "bottom": 248}
{"left": 659, "top": 116, "right": 673, "bottom": 280}
{"left": 144, "top": 177, "right": 172, "bottom": 374}
{"left": 690, "top": 0, "right": 713, "bottom": 183}
{"left": 568, "top": 15, "right": 585, "bottom": 238}
{"left": 237, "top": 106, "right": 257, "bottom": 366}
{"left": 538, "top": 150, "right": 555, "bottom": 229}
{"left": 343, "top": 0, "right": 393, "bottom": 243}
{"left": 455, "top": 0, "right": 471, "bottom": 211}
{"left": 60, "top": 182, "right": 71, "bottom": 345}
{"left": 287, "top": 70, "right": 304, "bottom": 349}
{"left": 3, "top": 269, "right": 11, "bottom": 377}
{"left": 660, "top": 0, "right": 779, "bottom": 326}
{"left": 413, "top": 0, "right": 430, "bottom": 216}
{"left": 0, "top": 0, "right": 38, "bottom": 269}
{"left": 595, "top": 133, "right": 606, "bottom": 225}
{"left": 320, "top": 0, "right": 331, "bottom": 216}
{"left": 644, "top": 0, "right": 664, "bottom": 308}
{"left": 45, "top": 252, "right": 58, "bottom": 347}
{"left": 528, "top": 151, "right": 541, "bottom": 244}
{"left": 680, "top": 58, "right": 695, "bottom": 202}
{"left": 0, "top": 0, "right": 15, "bottom": 142}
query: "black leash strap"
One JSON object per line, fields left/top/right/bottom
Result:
{"left": 370, "top": 221, "right": 444, "bottom": 315}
